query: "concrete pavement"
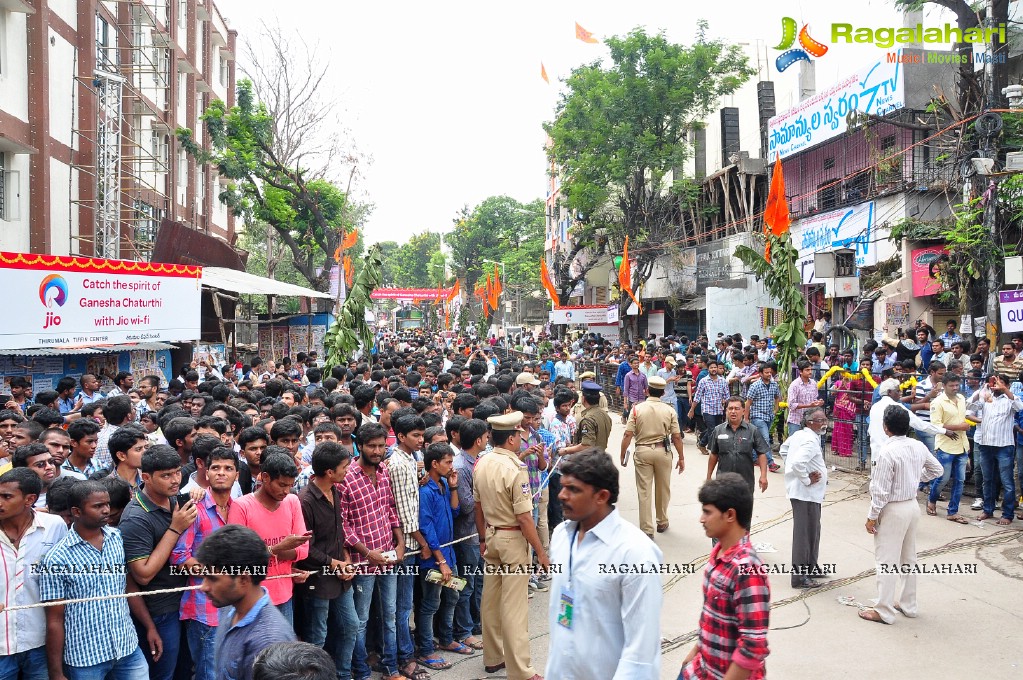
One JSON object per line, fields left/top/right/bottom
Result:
{"left": 431, "top": 418, "right": 1023, "bottom": 679}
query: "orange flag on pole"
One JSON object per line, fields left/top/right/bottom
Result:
{"left": 446, "top": 279, "right": 460, "bottom": 303}
{"left": 540, "top": 258, "right": 560, "bottom": 307}
{"left": 618, "top": 237, "right": 631, "bottom": 291}
{"left": 492, "top": 264, "right": 502, "bottom": 298}
{"left": 541, "top": 62, "right": 550, "bottom": 83}
{"left": 575, "top": 22, "right": 598, "bottom": 44}
{"left": 764, "top": 155, "right": 791, "bottom": 237}
{"left": 341, "top": 229, "right": 359, "bottom": 251}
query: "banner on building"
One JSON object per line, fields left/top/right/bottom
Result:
{"left": 606, "top": 304, "right": 619, "bottom": 324}
{"left": 767, "top": 51, "right": 906, "bottom": 160}
{"left": 0, "top": 251, "right": 201, "bottom": 351}
{"left": 911, "top": 246, "right": 948, "bottom": 296}
{"left": 999, "top": 291, "right": 1023, "bottom": 333}
{"left": 794, "top": 202, "right": 880, "bottom": 284}
{"left": 548, "top": 305, "right": 608, "bottom": 325}
{"left": 647, "top": 310, "right": 665, "bottom": 337}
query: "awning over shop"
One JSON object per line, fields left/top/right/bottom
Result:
{"left": 6, "top": 342, "right": 178, "bottom": 356}
{"left": 201, "top": 267, "right": 333, "bottom": 299}
{"left": 679, "top": 296, "right": 707, "bottom": 311}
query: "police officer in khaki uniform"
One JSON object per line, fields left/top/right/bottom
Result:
{"left": 572, "top": 371, "right": 608, "bottom": 422}
{"left": 563, "top": 381, "right": 612, "bottom": 453}
{"left": 474, "top": 412, "right": 550, "bottom": 680}
{"left": 620, "top": 376, "right": 685, "bottom": 538}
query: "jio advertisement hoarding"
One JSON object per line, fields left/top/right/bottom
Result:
{"left": 0, "top": 251, "right": 202, "bottom": 350}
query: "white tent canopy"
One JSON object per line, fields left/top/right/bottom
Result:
{"left": 201, "top": 267, "right": 333, "bottom": 299}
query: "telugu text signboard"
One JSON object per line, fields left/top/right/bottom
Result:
{"left": 0, "top": 252, "right": 202, "bottom": 350}
{"left": 793, "top": 202, "right": 881, "bottom": 284}
{"left": 767, "top": 52, "right": 906, "bottom": 160}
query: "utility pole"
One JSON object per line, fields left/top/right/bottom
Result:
{"left": 982, "top": 0, "right": 1009, "bottom": 339}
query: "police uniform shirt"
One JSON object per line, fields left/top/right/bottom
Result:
{"left": 709, "top": 421, "right": 768, "bottom": 491}
{"left": 625, "top": 397, "right": 680, "bottom": 447}
{"left": 473, "top": 447, "right": 533, "bottom": 530}
{"left": 577, "top": 405, "right": 612, "bottom": 450}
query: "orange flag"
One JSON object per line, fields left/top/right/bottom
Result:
{"left": 342, "top": 255, "right": 354, "bottom": 287}
{"left": 764, "top": 155, "right": 791, "bottom": 237}
{"left": 492, "top": 264, "right": 502, "bottom": 297}
{"left": 541, "top": 62, "right": 550, "bottom": 83}
{"left": 446, "top": 279, "right": 460, "bottom": 303}
{"left": 341, "top": 229, "right": 359, "bottom": 251}
{"left": 575, "top": 22, "right": 598, "bottom": 44}
{"left": 618, "top": 237, "right": 631, "bottom": 291}
{"left": 540, "top": 258, "right": 560, "bottom": 307}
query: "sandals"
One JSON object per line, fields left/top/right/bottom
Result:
{"left": 439, "top": 641, "right": 474, "bottom": 655}
{"left": 946, "top": 515, "right": 969, "bottom": 524}
{"left": 926, "top": 503, "right": 936, "bottom": 516}
{"left": 416, "top": 656, "right": 451, "bottom": 671}
{"left": 459, "top": 636, "right": 484, "bottom": 650}
{"left": 858, "top": 608, "right": 889, "bottom": 624}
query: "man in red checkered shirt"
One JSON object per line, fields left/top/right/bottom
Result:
{"left": 679, "top": 473, "right": 770, "bottom": 679}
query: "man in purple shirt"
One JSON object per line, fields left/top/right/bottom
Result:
{"left": 623, "top": 357, "right": 648, "bottom": 421}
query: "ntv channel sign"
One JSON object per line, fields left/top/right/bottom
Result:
{"left": 0, "top": 251, "right": 202, "bottom": 350}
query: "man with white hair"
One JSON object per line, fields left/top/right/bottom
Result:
{"left": 867, "top": 379, "right": 955, "bottom": 470}
{"left": 781, "top": 406, "right": 829, "bottom": 589}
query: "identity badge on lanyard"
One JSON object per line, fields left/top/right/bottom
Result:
{"left": 557, "top": 527, "right": 579, "bottom": 630}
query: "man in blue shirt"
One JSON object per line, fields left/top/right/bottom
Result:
{"left": 415, "top": 443, "right": 467, "bottom": 670}
{"left": 196, "top": 524, "right": 296, "bottom": 680}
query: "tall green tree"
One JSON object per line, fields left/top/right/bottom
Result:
{"left": 178, "top": 80, "right": 367, "bottom": 291}
{"left": 381, "top": 232, "right": 442, "bottom": 288}
{"left": 446, "top": 196, "right": 544, "bottom": 294}
{"left": 544, "top": 24, "right": 754, "bottom": 312}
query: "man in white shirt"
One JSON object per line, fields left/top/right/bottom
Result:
{"left": 553, "top": 353, "right": 576, "bottom": 382}
{"left": 969, "top": 373, "right": 1023, "bottom": 525}
{"left": 545, "top": 450, "right": 662, "bottom": 680}
{"left": 0, "top": 467, "right": 69, "bottom": 675}
{"left": 859, "top": 406, "right": 943, "bottom": 625}
{"left": 868, "top": 379, "right": 953, "bottom": 467}
{"left": 781, "top": 407, "right": 828, "bottom": 589}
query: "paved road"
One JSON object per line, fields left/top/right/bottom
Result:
{"left": 432, "top": 418, "right": 1023, "bottom": 679}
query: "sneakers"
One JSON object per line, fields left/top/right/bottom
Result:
{"left": 768, "top": 463, "right": 781, "bottom": 473}
{"left": 529, "top": 576, "right": 549, "bottom": 592}
{"left": 971, "top": 498, "right": 983, "bottom": 511}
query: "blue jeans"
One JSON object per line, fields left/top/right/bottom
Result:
{"left": 395, "top": 554, "right": 419, "bottom": 665}
{"left": 787, "top": 422, "right": 802, "bottom": 436}
{"left": 928, "top": 450, "right": 968, "bottom": 516}
{"left": 856, "top": 414, "right": 869, "bottom": 466}
{"left": 353, "top": 572, "right": 398, "bottom": 680}
{"left": 1017, "top": 444, "right": 1023, "bottom": 500}
{"left": 979, "top": 444, "right": 1017, "bottom": 519}
{"left": 135, "top": 610, "right": 181, "bottom": 680}
{"left": 185, "top": 620, "right": 217, "bottom": 680}
{"left": 453, "top": 540, "right": 483, "bottom": 640}
{"left": 0, "top": 646, "right": 47, "bottom": 680}
{"left": 677, "top": 398, "right": 690, "bottom": 431}
{"left": 751, "top": 418, "right": 776, "bottom": 467}
{"left": 65, "top": 647, "right": 149, "bottom": 680}
{"left": 416, "top": 574, "right": 459, "bottom": 656}
{"left": 700, "top": 413, "right": 721, "bottom": 447}
{"left": 276, "top": 598, "right": 293, "bottom": 628}
{"left": 914, "top": 429, "right": 936, "bottom": 453}
{"left": 300, "top": 590, "right": 358, "bottom": 680}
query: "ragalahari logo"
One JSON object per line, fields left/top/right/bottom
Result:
{"left": 39, "top": 274, "right": 69, "bottom": 308}
{"left": 774, "top": 17, "right": 829, "bottom": 72}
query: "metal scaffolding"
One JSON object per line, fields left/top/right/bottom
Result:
{"left": 94, "top": 68, "right": 125, "bottom": 259}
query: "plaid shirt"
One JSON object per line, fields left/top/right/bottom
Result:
{"left": 680, "top": 535, "right": 770, "bottom": 679}
{"left": 786, "top": 378, "right": 819, "bottom": 424}
{"left": 340, "top": 463, "right": 400, "bottom": 573}
{"left": 693, "top": 376, "right": 729, "bottom": 416}
{"left": 745, "top": 380, "right": 780, "bottom": 423}
{"left": 384, "top": 448, "right": 422, "bottom": 552}
{"left": 171, "top": 490, "right": 229, "bottom": 625}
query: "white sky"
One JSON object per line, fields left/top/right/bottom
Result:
{"left": 215, "top": 0, "right": 955, "bottom": 245}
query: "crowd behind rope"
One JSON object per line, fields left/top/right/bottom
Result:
{"left": 0, "top": 318, "right": 1020, "bottom": 680}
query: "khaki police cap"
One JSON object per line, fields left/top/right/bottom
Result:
{"left": 515, "top": 371, "right": 542, "bottom": 386}
{"left": 578, "top": 371, "right": 596, "bottom": 380}
{"left": 488, "top": 411, "right": 526, "bottom": 432}
{"left": 648, "top": 376, "right": 667, "bottom": 389}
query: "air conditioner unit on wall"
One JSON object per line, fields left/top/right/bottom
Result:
{"left": 1005, "top": 152, "right": 1023, "bottom": 172}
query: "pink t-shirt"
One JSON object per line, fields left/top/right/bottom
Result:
{"left": 228, "top": 493, "right": 308, "bottom": 605}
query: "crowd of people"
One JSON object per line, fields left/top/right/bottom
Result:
{"left": 0, "top": 317, "right": 1020, "bottom": 680}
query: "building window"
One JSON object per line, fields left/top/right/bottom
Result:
{"left": 219, "top": 54, "right": 228, "bottom": 87}
{"left": 96, "top": 14, "right": 115, "bottom": 68}
{"left": 178, "top": 148, "right": 188, "bottom": 183}
{"left": 178, "top": 0, "right": 187, "bottom": 29}
{"left": 0, "top": 11, "right": 8, "bottom": 76}
{"left": 817, "top": 180, "right": 838, "bottom": 211}
{"left": 823, "top": 157, "right": 835, "bottom": 170}
{"left": 134, "top": 201, "right": 160, "bottom": 259}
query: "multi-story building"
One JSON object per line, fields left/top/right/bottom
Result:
{"left": 0, "top": 0, "right": 237, "bottom": 260}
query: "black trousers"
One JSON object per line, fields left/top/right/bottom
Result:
{"left": 790, "top": 498, "right": 821, "bottom": 584}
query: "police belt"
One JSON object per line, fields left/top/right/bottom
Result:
{"left": 489, "top": 525, "right": 521, "bottom": 531}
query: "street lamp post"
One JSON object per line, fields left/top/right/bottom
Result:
{"left": 482, "top": 258, "right": 506, "bottom": 338}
